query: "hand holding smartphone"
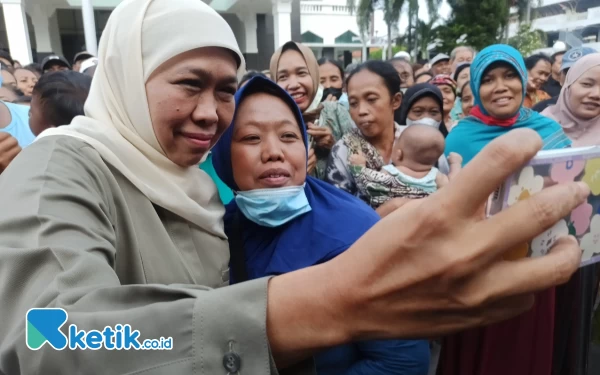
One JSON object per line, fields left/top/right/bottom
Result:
{"left": 489, "top": 146, "right": 600, "bottom": 266}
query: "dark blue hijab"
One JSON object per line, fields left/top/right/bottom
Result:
{"left": 397, "top": 83, "right": 447, "bottom": 136}
{"left": 212, "top": 76, "right": 379, "bottom": 280}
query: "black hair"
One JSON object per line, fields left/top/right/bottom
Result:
{"left": 317, "top": 57, "right": 345, "bottom": 80}
{"left": 453, "top": 63, "right": 471, "bottom": 81}
{"left": 14, "top": 96, "right": 31, "bottom": 104}
{"left": 239, "top": 71, "right": 268, "bottom": 87}
{"left": 397, "top": 83, "right": 447, "bottom": 136}
{"left": 346, "top": 60, "right": 400, "bottom": 97}
{"left": 25, "top": 63, "right": 43, "bottom": 77}
{"left": 525, "top": 54, "right": 552, "bottom": 71}
{"left": 281, "top": 41, "right": 301, "bottom": 55}
{"left": 414, "top": 71, "right": 433, "bottom": 82}
{"left": 0, "top": 50, "right": 14, "bottom": 67}
{"left": 32, "top": 71, "right": 92, "bottom": 127}
{"left": 551, "top": 50, "right": 566, "bottom": 63}
{"left": 458, "top": 81, "right": 471, "bottom": 98}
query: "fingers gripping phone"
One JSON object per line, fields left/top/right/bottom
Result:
{"left": 489, "top": 146, "right": 600, "bottom": 267}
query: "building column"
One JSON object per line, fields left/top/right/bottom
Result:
{"left": 47, "top": 11, "right": 63, "bottom": 56}
{"left": 239, "top": 13, "right": 259, "bottom": 70}
{"left": 272, "top": 0, "right": 292, "bottom": 49}
{"left": 28, "top": 4, "right": 63, "bottom": 57}
{"left": 1, "top": 0, "right": 32, "bottom": 65}
{"left": 81, "top": 0, "right": 98, "bottom": 56}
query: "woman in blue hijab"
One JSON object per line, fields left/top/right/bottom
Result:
{"left": 445, "top": 44, "right": 571, "bottom": 165}
{"left": 439, "top": 44, "right": 571, "bottom": 375}
{"left": 212, "top": 76, "right": 430, "bottom": 375}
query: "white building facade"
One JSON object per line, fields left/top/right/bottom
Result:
{"left": 0, "top": 0, "right": 390, "bottom": 70}
{"left": 508, "top": 0, "right": 600, "bottom": 52}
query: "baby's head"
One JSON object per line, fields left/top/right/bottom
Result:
{"left": 394, "top": 125, "right": 445, "bottom": 169}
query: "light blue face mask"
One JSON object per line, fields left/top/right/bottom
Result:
{"left": 235, "top": 184, "right": 312, "bottom": 228}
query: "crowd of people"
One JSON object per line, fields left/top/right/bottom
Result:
{"left": 0, "top": 0, "right": 598, "bottom": 374}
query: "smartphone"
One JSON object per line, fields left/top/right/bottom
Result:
{"left": 488, "top": 146, "right": 600, "bottom": 267}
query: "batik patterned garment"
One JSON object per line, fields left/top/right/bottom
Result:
{"left": 326, "top": 124, "right": 404, "bottom": 206}
{"left": 311, "top": 101, "right": 355, "bottom": 180}
{"left": 350, "top": 164, "right": 431, "bottom": 209}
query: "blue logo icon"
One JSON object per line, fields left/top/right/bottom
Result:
{"left": 26, "top": 308, "right": 68, "bottom": 350}
{"left": 25, "top": 308, "right": 173, "bottom": 351}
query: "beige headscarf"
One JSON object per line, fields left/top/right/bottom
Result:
{"left": 37, "top": 0, "right": 245, "bottom": 238}
{"left": 542, "top": 53, "right": 600, "bottom": 146}
{"left": 269, "top": 41, "right": 323, "bottom": 119}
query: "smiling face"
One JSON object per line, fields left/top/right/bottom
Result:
{"left": 347, "top": 69, "right": 401, "bottom": 140}
{"left": 13, "top": 68, "right": 37, "bottom": 96}
{"left": 391, "top": 60, "right": 415, "bottom": 88}
{"left": 479, "top": 64, "right": 523, "bottom": 119}
{"left": 230, "top": 92, "right": 307, "bottom": 191}
{"left": 438, "top": 85, "right": 456, "bottom": 115}
{"left": 145, "top": 47, "right": 238, "bottom": 167}
{"left": 407, "top": 96, "right": 443, "bottom": 123}
{"left": 319, "top": 62, "right": 343, "bottom": 89}
{"left": 276, "top": 49, "right": 314, "bottom": 112}
{"left": 528, "top": 59, "right": 551, "bottom": 90}
{"left": 568, "top": 65, "right": 600, "bottom": 120}
{"left": 432, "top": 60, "right": 451, "bottom": 76}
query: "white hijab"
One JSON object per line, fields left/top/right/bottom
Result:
{"left": 38, "top": 0, "right": 245, "bottom": 238}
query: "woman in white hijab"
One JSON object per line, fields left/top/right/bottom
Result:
{"left": 0, "top": 0, "right": 591, "bottom": 373}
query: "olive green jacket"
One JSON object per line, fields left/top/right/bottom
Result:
{"left": 0, "top": 136, "right": 314, "bottom": 375}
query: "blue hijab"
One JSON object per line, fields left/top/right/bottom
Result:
{"left": 446, "top": 44, "right": 571, "bottom": 164}
{"left": 213, "top": 77, "right": 430, "bottom": 375}
{"left": 212, "top": 76, "right": 380, "bottom": 280}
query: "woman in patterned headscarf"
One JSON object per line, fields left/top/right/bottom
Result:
{"left": 430, "top": 75, "right": 458, "bottom": 130}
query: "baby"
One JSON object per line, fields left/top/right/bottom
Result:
{"left": 349, "top": 125, "right": 461, "bottom": 209}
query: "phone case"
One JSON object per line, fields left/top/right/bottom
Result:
{"left": 489, "top": 146, "right": 600, "bottom": 267}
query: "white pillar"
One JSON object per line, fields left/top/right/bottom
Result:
{"left": 239, "top": 13, "right": 258, "bottom": 54}
{"left": 28, "top": 5, "right": 52, "bottom": 53}
{"left": 272, "top": 0, "right": 292, "bottom": 49}
{"left": 81, "top": 0, "right": 98, "bottom": 56}
{"left": 1, "top": 0, "right": 32, "bottom": 65}
{"left": 48, "top": 11, "right": 64, "bottom": 55}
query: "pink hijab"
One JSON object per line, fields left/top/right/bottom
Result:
{"left": 542, "top": 54, "right": 600, "bottom": 146}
